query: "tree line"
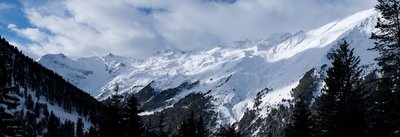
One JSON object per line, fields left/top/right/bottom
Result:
{"left": 285, "top": 1, "right": 400, "bottom": 136}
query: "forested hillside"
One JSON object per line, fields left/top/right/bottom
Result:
{"left": 0, "top": 37, "right": 108, "bottom": 136}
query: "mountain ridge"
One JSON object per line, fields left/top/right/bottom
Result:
{"left": 38, "top": 8, "right": 380, "bottom": 127}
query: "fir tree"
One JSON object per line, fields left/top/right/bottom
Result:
{"left": 76, "top": 118, "right": 84, "bottom": 137}
{"left": 196, "top": 116, "right": 206, "bottom": 137}
{"left": 176, "top": 112, "right": 196, "bottom": 137}
{"left": 313, "top": 82, "right": 337, "bottom": 137}
{"left": 334, "top": 41, "right": 365, "bottom": 137}
{"left": 121, "top": 94, "right": 144, "bottom": 137}
{"left": 216, "top": 125, "right": 242, "bottom": 137}
{"left": 157, "top": 112, "right": 168, "bottom": 137}
{"left": 177, "top": 120, "right": 189, "bottom": 137}
{"left": 369, "top": 0, "right": 400, "bottom": 136}
{"left": 176, "top": 111, "right": 206, "bottom": 137}
{"left": 314, "top": 40, "right": 365, "bottom": 137}
{"left": 87, "top": 127, "right": 98, "bottom": 137}
{"left": 25, "top": 94, "right": 34, "bottom": 110}
{"left": 285, "top": 100, "right": 313, "bottom": 137}
{"left": 33, "top": 101, "right": 41, "bottom": 117}
{"left": 104, "top": 91, "right": 124, "bottom": 137}
{"left": 63, "top": 120, "right": 75, "bottom": 137}
{"left": 45, "top": 112, "right": 61, "bottom": 137}
{"left": 146, "top": 117, "right": 153, "bottom": 133}
{"left": 188, "top": 111, "right": 197, "bottom": 137}
{"left": 24, "top": 111, "right": 37, "bottom": 137}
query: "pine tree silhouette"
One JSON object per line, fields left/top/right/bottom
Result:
{"left": 314, "top": 40, "right": 365, "bottom": 137}
{"left": 369, "top": 0, "right": 400, "bottom": 136}
{"left": 121, "top": 94, "right": 144, "bottom": 137}
{"left": 285, "top": 100, "right": 313, "bottom": 137}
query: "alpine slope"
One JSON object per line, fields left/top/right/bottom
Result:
{"left": 38, "top": 9, "right": 379, "bottom": 126}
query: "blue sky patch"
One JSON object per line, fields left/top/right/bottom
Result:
{"left": 0, "top": 0, "right": 35, "bottom": 44}
{"left": 208, "top": 0, "right": 237, "bottom": 4}
{"left": 137, "top": 7, "right": 168, "bottom": 15}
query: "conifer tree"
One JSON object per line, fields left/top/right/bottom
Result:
{"left": 24, "top": 111, "right": 36, "bottom": 137}
{"left": 334, "top": 41, "right": 365, "bottom": 137}
{"left": 285, "top": 100, "right": 313, "bottom": 137}
{"left": 121, "top": 94, "right": 144, "bottom": 137}
{"left": 216, "top": 124, "right": 242, "bottom": 137}
{"left": 146, "top": 117, "right": 153, "bottom": 132}
{"left": 177, "top": 120, "right": 190, "bottom": 137}
{"left": 176, "top": 111, "right": 196, "bottom": 137}
{"left": 45, "top": 112, "right": 61, "bottom": 137}
{"left": 63, "top": 120, "right": 75, "bottom": 137}
{"left": 157, "top": 112, "right": 168, "bottom": 137}
{"left": 313, "top": 81, "right": 337, "bottom": 137}
{"left": 188, "top": 111, "right": 197, "bottom": 137}
{"left": 369, "top": 0, "right": 400, "bottom": 136}
{"left": 76, "top": 118, "right": 84, "bottom": 137}
{"left": 196, "top": 116, "right": 206, "bottom": 137}
{"left": 104, "top": 91, "right": 124, "bottom": 137}
{"left": 314, "top": 41, "right": 365, "bottom": 137}
{"left": 88, "top": 127, "right": 98, "bottom": 137}
{"left": 176, "top": 111, "right": 207, "bottom": 137}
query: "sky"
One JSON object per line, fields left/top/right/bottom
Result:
{"left": 0, "top": 0, "right": 375, "bottom": 59}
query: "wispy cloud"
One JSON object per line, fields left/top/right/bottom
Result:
{"left": 8, "top": 0, "right": 375, "bottom": 59}
{"left": 8, "top": 24, "right": 47, "bottom": 42}
{"left": 0, "top": 3, "right": 13, "bottom": 10}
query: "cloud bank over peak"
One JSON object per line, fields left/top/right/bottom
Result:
{"left": 4, "top": 0, "right": 375, "bottom": 59}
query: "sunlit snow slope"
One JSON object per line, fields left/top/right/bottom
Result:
{"left": 39, "top": 9, "right": 379, "bottom": 125}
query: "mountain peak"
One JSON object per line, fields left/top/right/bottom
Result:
{"left": 106, "top": 53, "right": 115, "bottom": 57}
{"left": 38, "top": 53, "right": 74, "bottom": 65}
{"left": 38, "top": 8, "right": 380, "bottom": 129}
{"left": 40, "top": 53, "right": 67, "bottom": 59}
{"left": 104, "top": 53, "right": 125, "bottom": 59}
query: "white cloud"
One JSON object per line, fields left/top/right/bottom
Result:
{"left": 8, "top": 23, "right": 48, "bottom": 42}
{"left": 16, "top": 0, "right": 375, "bottom": 59}
{"left": 9, "top": 41, "right": 41, "bottom": 60}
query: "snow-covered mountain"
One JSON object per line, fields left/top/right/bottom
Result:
{"left": 38, "top": 8, "right": 379, "bottom": 129}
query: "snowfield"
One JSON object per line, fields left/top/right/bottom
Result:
{"left": 39, "top": 9, "right": 379, "bottom": 126}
